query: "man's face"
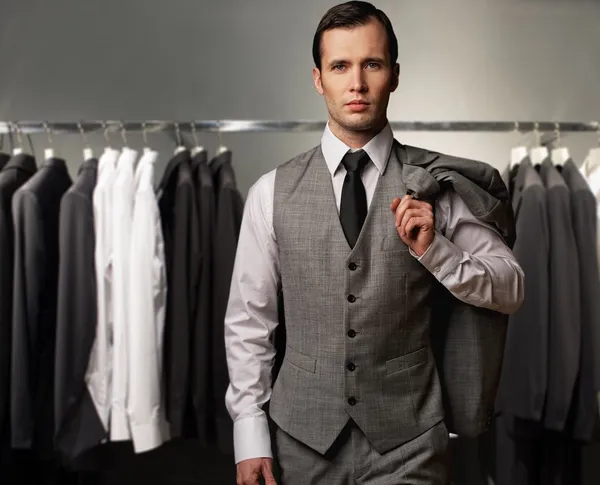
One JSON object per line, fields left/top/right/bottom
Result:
{"left": 313, "top": 19, "right": 399, "bottom": 137}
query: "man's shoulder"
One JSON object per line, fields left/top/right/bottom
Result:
{"left": 276, "top": 145, "right": 321, "bottom": 171}
{"left": 248, "top": 145, "right": 320, "bottom": 200}
{"left": 401, "top": 142, "right": 492, "bottom": 170}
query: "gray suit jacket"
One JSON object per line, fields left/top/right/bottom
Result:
{"left": 399, "top": 144, "right": 516, "bottom": 436}
{"left": 539, "top": 158, "right": 581, "bottom": 432}
{"left": 495, "top": 158, "right": 549, "bottom": 422}
{"left": 11, "top": 158, "right": 72, "bottom": 456}
{"left": 561, "top": 159, "right": 600, "bottom": 441}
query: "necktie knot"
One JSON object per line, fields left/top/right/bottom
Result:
{"left": 342, "top": 150, "right": 370, "bottom": 174}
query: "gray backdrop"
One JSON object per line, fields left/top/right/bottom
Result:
{"left": 1, "top": 0, "right": 600, "bottom": 198}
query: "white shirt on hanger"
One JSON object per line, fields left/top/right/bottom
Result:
{"left": 127, "top": 149, "right": 170, "bottom": 453}
{"left": 224, "top": 122, "right": 525, "bottom": 463}
{"left": 579, "top": 155, "right": 600, "bottom": 274}
{"left": 89, "top": 147, "right": 120, "bottom": 432}
{"left": 110, "top": 147, "right": 138, "bottom": 441}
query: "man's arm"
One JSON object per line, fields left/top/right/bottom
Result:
{"left": 224, "top": 170, "right": 280, "bottom": 464}
{"left": 414, "top": 191, "right": 524, "bottom": 314}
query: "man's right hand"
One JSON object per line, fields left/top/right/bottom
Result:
{"left": 237, "top": 457, "right": 277, "bottom": 485}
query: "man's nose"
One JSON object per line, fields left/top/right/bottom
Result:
{"left": 349, "top": 68, "right": 367, "bottom": 92}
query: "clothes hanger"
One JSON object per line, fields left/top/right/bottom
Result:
{"left": 173, "top": 122, "right": 187, "bottom": 155}
{"left": 12, "top": 122, "right": 25, "bottom": 156}
{"left": 550, "top": 122, "right": 570, "bottom": 166}
{"left": 509, "top": 122, "right": 528, "bottom": 169}
{"left": 215, "top": 122, "right": 228, "bottom": 155}
{"left": 78, "top": 122, "right": 93, "bottom": 161}
{"left": 42, "top": 122, "right": 57, "bottom": 160}
{"left": 190, "top": 122, "right": 205, "bottom": 156}
{"left": 529, "top": 122, "right": 549, "bottom": 165}
{"left": 586, "top": 122, "right": 600, "bottom": 169}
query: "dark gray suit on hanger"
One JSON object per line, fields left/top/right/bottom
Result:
{"left": 539, "top": 158, "right": 580, "bottom": 432}
{"left": 0, "top": 154, "right": 37, "bottom": 445}
{"left": 54, "top": 158, "right": 106, "bottom": 461}
{"left": 495, "top": 158, "right": 549, "bottom": 422}
{"left": 11, "top": 158, "right": 72, "bottom": 457}
{"left": 561, "top": 159, "right": 600, "bottom": 442}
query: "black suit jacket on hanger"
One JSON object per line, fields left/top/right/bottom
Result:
{"left": 11, "top": 158, "right": 72, "bottom": 457}
{"left": 157, "top": 150, "right": 201, "bottom": 439}
{"left": 0, "top": 154, "right": 37, "bottom": 445}
{"left": 539, "top": 158, "right": 581, "bottom": 433}
{"left": 495, "top": 158, "right": 550, "bottom": 423}
{"left": 561, "top": 159, "right": 600, "bottom": 441}
{"left": 211, "top": 150, "right": 244, "bottom": 455}
{"left": 190, "top": 150, "right": 216, "bottom": 445}
{"left": 54, "top": 158, "right": 106, "bottom": 460}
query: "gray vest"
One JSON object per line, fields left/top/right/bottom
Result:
{"left": 269, "top": 143, "right": 444, "bottom": 455}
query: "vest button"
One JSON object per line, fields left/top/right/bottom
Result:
{"left": 347, "top": 294, "right": 356, "bottom": 303}
{"left": 348, "top": 262, "right": 357, "bottom": 271}
{"left": 347, "top": 329, "right": 356, "bottom": 338}
{"left": 346, "top": 362, "right": 356, "bottom": 371}
{"left": 347, "top": 397, "right": 357, "bottom": 406}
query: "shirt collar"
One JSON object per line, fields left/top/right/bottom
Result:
{"left": 320, "top": 121, "right": 394, "bottom": 176}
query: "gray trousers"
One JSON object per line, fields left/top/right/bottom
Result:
{"left": 273, "top": 419, "right": 450, "bottom": 485}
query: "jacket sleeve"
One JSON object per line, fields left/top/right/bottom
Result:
{"left": 127, "top": 182, "right": 169, "bottom": 453}
{"left": 54, "top": 191, "right": 98, "bottom": 446}
{"left": 11, "top": 189, "right": 44, "bottom": 449}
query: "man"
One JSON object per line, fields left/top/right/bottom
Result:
{"left": 224, "top": 2, "right": 524, "bottom": 484}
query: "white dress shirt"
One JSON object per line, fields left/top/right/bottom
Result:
{"left": 89, "top": 147, "right": 119, "bottom": 433}
{"left": 224, "top": 123, "right": 525, "bottom": 463}
{"left": 127, "top": 149, "right": 170, "bottom": 453}
{"left": 580, "top": 155, "right": 600, "bottom": 274}
{"left": 110, "top": 147, "right": 138, "bottom": 441}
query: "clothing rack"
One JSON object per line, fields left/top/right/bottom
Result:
{"left": 0, "top": 120, "right": 599, "bottom": 135}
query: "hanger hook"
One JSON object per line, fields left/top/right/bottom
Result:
{"left": 14, "top": 122, "right": 23, "bottom": 148}
{"left": 554, "top": 121, "right": 560, "bottom": 147}
{"left": 190, "top": 121, "right": 199, "bottom": 146}
{"left": 513, "top": 121, "right": 519, "bottom": 134}
{"left": 596, "top": 121, "right": 600, "bottom": 147}
{"left": 43, "top": 121, "right": 53, "bottom": 145}
{"left": 174, "top": 122, "right": 182, "bottom": 146}
{"left": 142, "top": 121, "right": 149, "bottom": 145}
{"left": 120, "top": 121, "right": 128, "bottom": 146}
{"left": 534, "top": 121, "right": 540, "bottom": 146}
{"left": 78, "top": 121, "right": 89, "bottom": 147}
{"left": 102, "top": 121, "right": 112, "bottom": 148}
{"left": 217, "top": 120, "right": 223, "bottom": 147}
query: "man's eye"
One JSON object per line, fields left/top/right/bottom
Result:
{"left": 333, "top": 65, "right": 345, "bottom": 71}
{"left": 367, "top": 63, "right": 379, "bottom": 69}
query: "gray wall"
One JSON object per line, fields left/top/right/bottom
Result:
{"left": 1, "top": 0, "right": 600, "bottom": 198}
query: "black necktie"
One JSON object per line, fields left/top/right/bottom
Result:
{"left": 339, "top": 149, "right": 370, "bottom": 248}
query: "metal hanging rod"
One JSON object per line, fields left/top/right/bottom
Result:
{"left": 1, "top": 120, "right": 599, "bottom": 134}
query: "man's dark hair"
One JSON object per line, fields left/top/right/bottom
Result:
{"left": 312, "top": 1, "right": 399, "bottom": 70}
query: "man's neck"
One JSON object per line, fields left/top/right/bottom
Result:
{"left": 328, "top": 118, "right": 388, "bottom": 149}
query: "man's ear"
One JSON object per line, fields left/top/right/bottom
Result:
{"left": 390, "top": 63, "right": 400, "bottom": 92}
{"left": 313, "top": 67, "right": 324, "bottom": 95}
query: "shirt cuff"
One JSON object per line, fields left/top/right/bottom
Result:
{"left": 233, "top": 415, "right": 273, "bottom": 464}
{"left": 410, "top": 230, "right": 463, "bottom": 281}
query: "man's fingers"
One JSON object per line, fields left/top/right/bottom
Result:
{"left": 400, "top": 208, "right": 431, "bottom": 235}
{"left": 405, "top": 216, "right": 431, "bottom": 238}
{"left": 262, "top": 459, "right": 277, "bottom": 485}
{"left": 390, "top": 196, "right": 402, "bottom": 212}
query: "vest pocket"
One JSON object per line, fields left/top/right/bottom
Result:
{"left": 385, "top": 347, "right": 427, "bottom": 376}
{"left": 285, "top": 345, "right": 317, "bottom": 374}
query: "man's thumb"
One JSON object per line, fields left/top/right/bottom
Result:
{"left": 261, "top": 459, "right": 277, "bottom": 485}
